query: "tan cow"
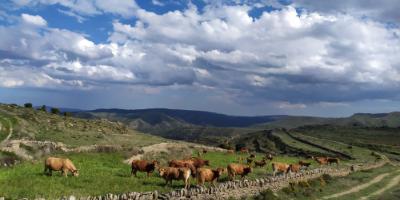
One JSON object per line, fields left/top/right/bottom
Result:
{"left": 227, "top": 163, "right": 252, "bottom": 180}
{"left": 168, "top": 160, "right": 197, "bottom": 176}
{"left": 131, "top": 160, "right": 159, "bottom": 177}
{"left": 158, "top": 167, "right": 191, "bottom": 189}
{"left": 196, "top": 167, "right": 225, "bottom": 186}
{"left": 315, "top": 157, "right": 328, "bottom": 165}
{"left": 44, "top": 157, "right": 79, "bottom": 177}
{"left": 287, "top": 164, "right": 301, "bottom": 174}
{"left": 271, "top": 162, "right": 290, "bottom": 177}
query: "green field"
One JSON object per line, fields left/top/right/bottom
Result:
{"left": 273, "top": 164, "right": 400, "bottom": 200}
{"left": 0, "top": 151, "right": 311, "bottom": 199}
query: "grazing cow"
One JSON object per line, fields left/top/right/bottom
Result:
{"left": 190, "top": 157, "right": 210, "bottom": 168}
{"left": 264, "top": 153, "right": 273, "bottom": 161}
{"left": 168, "top": 160, "right": 197, "bottom": 176}
{"left": 271, "top": 162, "right": 290, "bottom": 177}
{"left": 202, "top": 149, "right": 208, "bottom": 154}
{"left": 287, "top": 164, "right": 301, "bottom": 174}
{"left": 315, "top": 157, "right": 328, "bottom": 165}
{"left": 327, "top": 157, "right": 340, "bottom": 166}
{"left": 254, "top": 159, "right": 267, "bottom": 168}
{"left": 249, "top": 153, "right": 256, "bottom": 158}
{"left": 298, "top": 160, "right": 311, "bottom": 169}
{"left": 240, "top": 147, "right": 249, "bottom": 154}
{"left": 196, "top": 167, "right": 225, "bottom": 186}
{"left": 227, "top": 163, "right": 252, "bottom": 180}
{"left": 159, "top": 167, "right": 191, "bottom": 189}
{"left": 131, "top": 160, "right": 159, "bottom": 177}
{"left": 44, "top": 157, "right": 79, "bottom": 177}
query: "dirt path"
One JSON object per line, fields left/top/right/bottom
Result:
{"left": 322, "top": 172, "right": 391, "bottom": 199}
{"left": 360, "top": 170, "right": 400, "bottom": 200}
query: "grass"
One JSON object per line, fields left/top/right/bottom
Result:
{"left": 0, "top": 151, "right": 307, "bottom": 199}
{"left": 275, "top": 164, "right": 398, "bottom": 200}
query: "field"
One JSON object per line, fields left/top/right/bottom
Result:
{"left": 0, "top": 151, "right": 310, "bottom": 199}
{"left": 274, "top": 164, "right": 400, "bottom": 200}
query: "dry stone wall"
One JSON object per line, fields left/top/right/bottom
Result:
{"left": 52, "top": 160, "right": 387, "bottom": 200}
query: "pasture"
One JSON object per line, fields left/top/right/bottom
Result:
{"left": 0, "top": 151, "right": 312, "bottom": 199}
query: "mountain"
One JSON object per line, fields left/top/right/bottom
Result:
{"left": 76, "top": 108, "right": 286, "bottom": 127}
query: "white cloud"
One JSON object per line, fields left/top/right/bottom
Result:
{"left": 21, "top": 13, "right": 47, "bottom": 26}
{"left": 1, "top": 2, "right": 400, "bottom": 109}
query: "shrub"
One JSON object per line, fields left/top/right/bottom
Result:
{"left": 38, "top": 105, "right": 47, "bottom": 112}
{"left": 50, "top": 108, "right": 60, "bottom": 115}
{"left": 24, "top": 103, "right": 33, "bottom": 108}
{"left": 63, "top": 112, "right": 72, "bottom": 117}
{"left": 254, "top": 189, "right": 279, "bottom": 200}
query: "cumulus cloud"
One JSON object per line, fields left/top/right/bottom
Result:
{"left": 1, "top": 1, "right": 400, "bottom": 112}
{"left": 21, "top": 13, "right": 47, "bottom": 26}
{"left": 10, "top": 0, "right": 138, "bottom": 17}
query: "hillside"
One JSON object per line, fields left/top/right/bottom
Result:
{"left": 0, "top": 103, "right": 167, "bottom": 161}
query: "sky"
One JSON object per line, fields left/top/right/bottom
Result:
{"left": 0, "top": 0, "right": 400, "bottom": 117}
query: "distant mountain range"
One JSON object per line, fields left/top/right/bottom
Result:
{"left": 75, "top": 108, "right": 400, "bottom": 128}
{"left": 73, "top": 108, "right": 400, "bottom": 145}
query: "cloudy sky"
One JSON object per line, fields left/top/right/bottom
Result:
{"left": 0, "top": 0, "right": 400, "bottom": 117}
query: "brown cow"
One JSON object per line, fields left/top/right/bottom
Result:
{"left": 190, "top": 157, "right": 210, "bottom": 168}
{"left": 196, "top": 167, "right": 225, "bottom": 186}
{"left": 287, "top": 164, "right": 301, "bottom": 174}
{"left": 240, "top": 147, "right": 249, "bottom": 154}
{"left": 264, "top": 153, "right": 273, "bottom": 161}
{"left": 298, "top": 160, "right": 311, "bottom": 169}
{"left": 168, "top": 160, "right": 197, "bottom": 176}
{"left": 158, "top": 167, "right": 191, "bottom": 189}
{"left": 131, "top": 160, "right": 159, "bottom": 177}
{"left": 254, "top": 159, "right": 267, "bottom": 168}
{"left": 44, "top": 157, "right": 79, "bottom": 177}
{"left": 227, "top": 163, "right": 252, "bottom": 180}
{"left": 327, "top": 157, "right": 340, "bottom": 166}
{"left": 315, "top": 157, "right": 328, "bottom": 165}
{"left": 271, "top": 162, "right": 290, "bottom": 177}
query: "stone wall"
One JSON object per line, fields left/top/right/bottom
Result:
{"left": 54, "top": 160, "right": 387, "bottom": 200}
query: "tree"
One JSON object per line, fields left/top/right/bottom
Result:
{"left": 50, "top": 107, "right": 60, "bottom": 115}
{"left": 38, "top": 105, "right": 47, "bottom": 112}
{"left": 24, "top": 103, "right": 33, "bottom": 108}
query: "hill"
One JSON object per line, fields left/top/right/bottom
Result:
{"left": 0, "top": 103, "right": 166, "bottom": 162}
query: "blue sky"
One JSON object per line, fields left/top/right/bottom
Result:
{"left": 0, "top": 0, "right": 400, "bottom": 117}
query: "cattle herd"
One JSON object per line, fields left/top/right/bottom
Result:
{"left": 43, "top": 148, "right": 341, "bottom": 190}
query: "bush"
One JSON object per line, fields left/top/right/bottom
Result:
{"left": 63, "top": 112, "right": 72, "bottom": 117}
{"left": 24, "top": 103, "right": 33, "bottom": 108}
{"left": 50, "top": 108, "right": 60, "bottom": 115}
{"left": 38, "top": 105, "right": 47, "bottom": 112}
{"left": 254, "top": 189, "right": 279, "bottom": 200}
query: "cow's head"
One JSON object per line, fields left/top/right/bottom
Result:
{"left": 152, "top": 160, "right": 159, "bottom": 168}
{"left": 213, "top": 167, "right": 225, "bottom": 177}
{"left": 204, "top": 160, "right": 210, "bottom": 166}
{"left": 72, "top": 169, "right": 79, "bottom": 177}
{"left": 158, "top": 168, "right": 166, "bottom": 176}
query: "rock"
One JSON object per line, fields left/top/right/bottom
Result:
{"left": 68, "top": 196, "right": 76, "bottom": 200}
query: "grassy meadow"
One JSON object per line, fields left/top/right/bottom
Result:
{"left": 0, "top": 151, "right": 313, "bottom": 199}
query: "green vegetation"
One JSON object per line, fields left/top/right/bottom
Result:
{"left": 51, "top": 107, "right": 60, "bottom": 115}
{"left": 274, "top": 164, "right": 399, "bottom": 200}
{"left": 0, "top": 104, "right": 166, "bottom": 148}
{"left": 24, "top": 103, "right": 33, "bottom": 108}
{"left": 0, "top": 151, "right": 307, "bottom": 199}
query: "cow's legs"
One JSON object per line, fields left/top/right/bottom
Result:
{"left": 62, "top": 169, "right": 68, "bottom": 177}
{"left": 131, "top": 169, "right": 137, "bottom": 177}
